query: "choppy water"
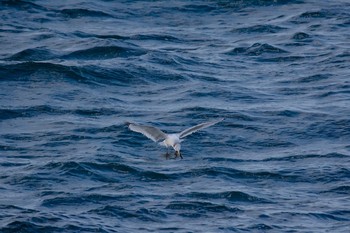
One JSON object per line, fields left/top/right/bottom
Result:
{"left": 1, "top": 0, "right": 350, "bottom": 232}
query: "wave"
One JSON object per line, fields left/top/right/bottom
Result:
{"left": 178, "top": 166, "right": 299, "bottom": 182}
{"left": 323, "top": 185, "right": 350, "bottom": 195}
{"left": 42, "top": 161, "right": 174, "bottom": 182}
{"left": 1, "top": 221, "right": 60, "bottom": 233}
{"left": 0, "top": 104, "right": 126, "bottom": 120}
{"left": 306, "top": 119, "right": 350, "bottom": 139}
{"left": 60, "top": 8, "right": 112, "bottom": 18}
{"left": 1, "top": 217, "right": 113, "bottom": 233}
{"left": 41, "top": 193, "right": 119, "bottom": 207}
{"left": 73, "top": 31, "right": 183, "bottom": 43}
{"left": 278, "top": 73, "right": 330, "bottom": 84}
{"left": 176, "top": 190, "right": 269, "bottom": 203}
{"left": 165, "top": 201, "right": 240, "bottom": 213}
{"left": 0, "top": 62, "right": 150, "bottom": 86}
{"left": 292, "top": 32, "right": 312, "bottom": 40}
{"left": 274, "top": 211, "right": 349, "bottom": 222}
{"left": 0, "top": 105, "right": 64, "bottom": 120}
{"left": 258, "top": 55, "right": 306, "bottom": 62}
{"left": 5, "top": 48, "right": 57, "bottom": 61}
{"left": 88, "top": 205, "right": 165, "bottom": 222}
{"left": 73, "top": 31, "right": 127, "bottom": 40}
{"left": 225, "top": 43, "right": 288, "bottom": 56}
{"left": 217, "top": 0, "right": 304, "bottom": 9}
{"left": 0, "top": 62, "right": 84, "bottom": 82}
{"left": 61, "top": 46, "right": 147, "bottom": 60}
{"left": 1, "top": 0, "right": 46, "bottom": 11}
{"left": 231, "top": 25, "right": 287, "bottom": 34}
{"left": 247, "top": 223, "right": 275, "bottom": 231}
{"left": 291, "top": 9, "right": 350, "bottom": 24}
{"left": 262, "top": 152, "right": 349, "bottom": 162}
{"left": 5, "top": 44, "right": 147, "bottom": 62}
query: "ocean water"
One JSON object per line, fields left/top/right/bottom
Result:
{"left": 1, "top": 0, "right": 350, "bottom": 232}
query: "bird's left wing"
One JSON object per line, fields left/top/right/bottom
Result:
{"left": 179, "top": 118, "right": 224, "bottom": 139}
{"left": 126, "top": 122, "right": 167, "bottom": 142}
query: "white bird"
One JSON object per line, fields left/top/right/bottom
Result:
{"left": 125, "top": 118, "right": 224, "bottom": 159}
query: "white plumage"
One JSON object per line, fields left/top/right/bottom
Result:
{"left": 126, "top": 118, "right": 224, "bottom": 159}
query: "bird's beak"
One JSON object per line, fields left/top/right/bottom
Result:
{"left": 175, "top": 150, "right": 183, "bottom": 159}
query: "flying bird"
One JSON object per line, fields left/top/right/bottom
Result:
{"left": 125, "top": 118, "right": 224, "bottom": 159}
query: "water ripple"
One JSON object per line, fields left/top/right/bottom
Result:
{"left": 1, "top": 0, "right": 349, "bottom": 232}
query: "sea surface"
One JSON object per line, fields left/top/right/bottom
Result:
{"left": 1, "top": 0, "right": 350, "bottom": 232}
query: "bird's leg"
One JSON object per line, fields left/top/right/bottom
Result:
{"left": 174, "top": 151, "right": 183, "bottom": 159}
{"left": 164, "top": 147, "right": 171, "bottom": 160}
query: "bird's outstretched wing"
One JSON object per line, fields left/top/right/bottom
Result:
{"left": 126, "top": 122, "right": 167, "bottom": 142}
{"left": 179, "top": 118, "right": 224, "bottom": 139}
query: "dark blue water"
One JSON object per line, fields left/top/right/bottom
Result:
{"left": 1, "top": 0, "right": 350, "bottom": 232}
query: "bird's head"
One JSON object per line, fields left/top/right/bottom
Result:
{"left": 173, "top": 143, "right": 183, "bottom": 159}
{"left": 173, "top": 143, "right": 181, "bottom": 153}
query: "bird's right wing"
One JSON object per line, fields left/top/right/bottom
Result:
{"left": 179, "top": 118, "right": 224, "bottom": 139}
{"left": 126, "top": 122, "right": 167, "bottom": 142}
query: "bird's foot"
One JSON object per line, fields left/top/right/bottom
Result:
{"left": 163, "top": 152, "right": 172, "bottom": 160}
{"left": 174, "top": 151, "right": 183, "bottom": 159}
